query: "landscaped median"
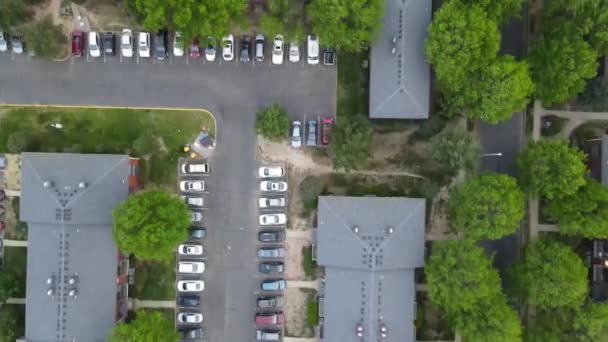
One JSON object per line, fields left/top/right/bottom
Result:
{"left": 0, "top": 105, "right": 215, "bottom": 187}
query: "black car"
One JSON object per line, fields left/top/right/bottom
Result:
{"left": 258, "top": 230, "right": 284, "bottom": 243}
{"left": 259, "top": 262, "right": 284, "bottom": 274}
{"left": 323, "top": 47, "right": 336, "bottom": 66}
{"left": 240, "top": 35, "right": 251, "bottom": 63}
{"left": 180, "top": 327, "right": 204, "bottom": 340}
{"left": 155, "top": 30, "right": 168, "bottom": 60}
{"left": 189, "top": 227, "right": 206, "bottom": 239}
{"left": 103, "top": 32, "right": 116, "bottom": 56}
{"left": 177, "top": 295, "right": 200, "bottom": 307}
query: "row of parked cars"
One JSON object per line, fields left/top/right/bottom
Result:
{"left": 0, "top": 32, "right": 25, "bottom": 54}
{"left": 175, "top": 160, "right": 210, "bottom": 340}
{"left": 291, "top": 117, "right": 334, "bottom": 148}
{"left": 256, "top": 166, "right": 288, "bottom": 341}
{"left": 71, "top": 29, "right": 335, "bottom": 65}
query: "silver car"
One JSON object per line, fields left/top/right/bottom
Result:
{"left": 0, "top": 32, "right": 8, "bottom": 52}
{"left": 307, "top": 120, "right": 317, "bottom": 146}
{"left": 291, "top": 121, "right": 302, "bottom": 148}
{"left": 258, "top": 247, "right": 286, "bottom": 258}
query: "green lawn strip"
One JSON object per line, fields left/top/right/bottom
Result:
{"left": 130, "top": 256, "right": 176, "bottom": 300}
{"left": 337, "top": 52, "right": 369, "bottom": 119}
{"left": 0, "top": 106, "right": 214, "bottom": 187}
{"left": 304, "top": 290, "right": 319, "bottom": 327}
{"left": 0, "top": 304, "right": 26, "bottom": 338}
{"left": 3, "top": 247, "right": 28, "bottom": 298}
{"left": 301, "top": 246, "right": 317, "bottom": 279}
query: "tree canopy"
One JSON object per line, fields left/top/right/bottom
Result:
{"left": 259, "top": 0, "right": 305, "bottom": 43}
{"left": 112, "top": 189, "right": 190, "bottom": 261}
{"left": 516, "top": 139, "right": 587, "bottom": 199}
{"left": 0, "top": 307, "right": 17, "bottom": 342}
{"left": 328, "top": 116, "right": 373, "bottom": 171}
{"left": 546, "top": 178, "right": 608, "bottom": 238}
{"left": 512, "top": 239, "right": 587, "bottom": 308}
{"left": 307, "top": 0, "right": 384, "bottom": 51}
{"left": 25, "top": 17, "right": 67, "bottom": 60}
{"left": 430, "top": 126, "right": 480, "bottom": 173}
{"left": 449, "top": 173, "right": 524, "bottom": 240}
{"left": 0, "top": 271, "right": 18, "bottom": 304}
{"left": 463, "top": 0, "right": 524, "bottom": 22}
{"left": 526, "top": 301, "right": 608, "bottom": 342}
{"left": 256, "top": 103, "right": 290, "bottom": 141}
{"left": 0, "top": 0, "right": 31, "bottom": 30}
{"left": 109, "top": 309, "right": 179, "bottom": 342}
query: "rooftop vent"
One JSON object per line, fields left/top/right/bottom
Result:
{"left": 47, "top": 277, "right": 54, "bottom": 285}
{"left": 352, "top": 226, "right": 360, "bottom": 234}
{"left": 356, "top": 323, "right": 364, "bottom": 337}
{"left": 386, "top": 227, "right": 394, "bottom": 235}
{"left": 68, "top": 289, "right": 77, "bottom": 297}
{"left": 78, "top": 181, "right": 87, "bottom": 189}
{"left": 380, "top": 324, "right": 388, "bottom": 338}
{"left": 43, "top": 180, "right": 53, "bottom": 188}
{"left": 47, "top": 289, "right": 54, "bottom": 296}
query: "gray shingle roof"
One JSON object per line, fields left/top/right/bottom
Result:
{"left": 21, "top": 153, "right": 130, "bottom": 342}
{"left": 369, "top": 0, "right": 431, "bottom": 119}
{"left": 317, "top": 196, "right": 425, "bottom": 342}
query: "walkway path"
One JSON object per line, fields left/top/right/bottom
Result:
{"left": 425, "top": 233, "right": 460, "bottom": 241}
{"left": 284, "top": 337, "right": 317, "bottom": 342}
{"left": 6, "top": 298, "right": 25, "bottom": 304}
{"left": 287, "top": 280, "right": 319, "bottom": 291}
{"left": 287, "top": 230, "right": 315, "bottom": 240}
{"left": 3, "top": 239, "right": 28, "bottom": 247}
{"left": 5, "top": 190, "right": 20, "bottom": 197}
{"left": 128, "top": 299, "right": 175, "bottom": 310}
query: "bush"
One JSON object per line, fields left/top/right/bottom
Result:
{"left": 255, "top": 104, "right": 290, "bottom": 141}
{"left": 430, "top": 127, "right": 480, "bottom": 173}
{"left": 6, "top": 132, "right": 28, "bottom": 153}
{"left": 24, "top": 16, "right": 67, "bottom": 59}
{"left": 306, "top": 297, "right": 319, "bottom": 326}
{"left": 302, "top": 246, "right": 316, "bottom": 279}
{"left": 299, "top": 176, "right": 323, "bottom": 214}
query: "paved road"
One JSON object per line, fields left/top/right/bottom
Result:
{"left": 0, "top": 52, "right": 337, "bottom": 342}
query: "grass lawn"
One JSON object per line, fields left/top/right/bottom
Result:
{"left": 2, "top": 247, "right": 28, "bottom": 298}
{"left": 129, "top": 256, "right": 176, "bottom": 300}
{"left": 0, "top": 106, "right": 215, "bottom": 187}
{"left": 0, "top": 304, "right": 26, "bottom": 339}
{"left": 337, "top": 52, "right": 369, "bottom": 119}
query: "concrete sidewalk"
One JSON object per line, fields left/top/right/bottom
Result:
{"left": 128, "top": 299, "right": 175, "bottom": 310}
{"left": 286, "top": 280, "right": 319, "bottom": 291}
{"left": 3, "top": 240, "right": 28, "bottom": 247}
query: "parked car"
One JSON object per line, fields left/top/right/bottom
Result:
{"left": 189, "top": 227, "right": 207, "bottom": 239}
{"left": 180, "top": 180, "right": 205, "bottom": 192}
{"left": 103, "top": 32, "right": 116, "bottom": 56}
{"left": 71, "top": 31, "right": 85, "bottom": 57}
{"left": 255, "top": 312, "right": 284, "bottom": 325}
{"left": 321, "top": 117, "right": 334, "bottom": 145}
{"left": 177, "top": 312, "right": 203, "bottom": 324}
{"left": 11, "top": 35, "right": 23, "bottom": 54}
{"left": 261, "top": 279, "right": 286, "bottom": 291}
{"left": 0, "top": 32, "right": 8, "bottom": 52}
{"left": 323, "top": 47, "right": 336, "bottom": 66}
{"left": 255, "top": 34, "right": 264, "bottom": 62}
{"left": 182, "top": 196, "right": 204, "bottom": 207}
{"left": 205, "top": 36, "right": 216, "bottom": 61}
{"left": 258, "top": 230, "right": 285, "bottom": 243}
{"left": 307, "top": 35, "right": 319, "bottom": 65}
{"left": 257, "top": 329, "right": 281, "bottom": 341}
{"left": 240, "top": 35, "right": 251, "bottom": 63}
{"left": 88, "top": 32, "right": 101, "bottom": 57}
{"left": 181, "top": 162, "right": 209, "bottom": 174}
{"left": 177, "top": 280, "right": 205, "bottom": 292}
{"left": 155, "top": 30, "right": 168, "bottom": 60}
{"left": 190, "top": 37, "right": 200, "bottom": 58}
{"left": 288, "top": 42, "right": 299, "bottom": 63}
{"left": 259, "top": 214, "right": 287, "bottom": 226}
{"left": 177, "top": 295, "right": 201, "bottom": 307}
{"left": 257, "top": 296, "right": 284, "bottom": 308}
{"left": 272, "top": 35, "right": 284, "bottom": 65}
{"left": 120, "top": 29, "right": 133, "bottom": 57}
{"left": 260, "top": 181, "right": 287, "bottom": 192}
{"left": 178, "top": 244, "right": 203, "bottom": 256}
{"left": 138, "top": 32, "right": 150, "bottom": 58}
{"left": 259, "top": 262, "right": 284, "bottom": 274}
{"left": 258, "top": 197, "right": 286, "bottom": 208}
{"left": 258, "top": 166, "right": 284, "bottom": 178}
{"left": 190, "top": 211, "right": 203, "bottom": 223}
{"left": 222, "top": 34, "right": 234, "bottom": 61}
{"left": 257, "top": 247, "right": 286, "bottom": 259}
{"left": 179, "top": 261, "right": 205, "bottom": 274}
{"left": 307, "top": 120, "right": 318, "bottom": 146}
{"left": 173, "top": 31, "right": 184, "bottom": 57}
{"left": 291, "top": 121, "right": 302, "bottom": 148}
{"left": 181, "top": 328, "right": 204, "bottom": 340}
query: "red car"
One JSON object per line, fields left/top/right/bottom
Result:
{"left": 71, "top": 31, "right": 85, "bottom": 57}
{"left": 321, "top": 117, "right": 334, "bottom": 145}
{"left": 190, "top": 38, "right": 200, "bottom": 58}
{"left": 255, "top": 312, "right": 284, "bottom": 325}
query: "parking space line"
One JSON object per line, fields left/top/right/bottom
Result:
{"left": 103, "top": 54, "right": 106, "bottom": 64}
{"left": 86, "top": 51, "right": 89, "bottom": 63}
{"left": 136, "top": 53, "right": 139, "bottom": 64}
{"left": 120, "top": 54, "right": 122, "bottom": 64}
{"left": 169, "top": 54, "right": 172, "bottom": 65}
{"left": 186, "top": 52, "right": 189, "bottom": 65}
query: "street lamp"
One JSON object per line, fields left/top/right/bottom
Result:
{"left": 481, "top": 152, "right": 502, "bottom": 157}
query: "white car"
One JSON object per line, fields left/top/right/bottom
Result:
{"left": 178, "top": 244, "right": 203, "bottom": 256}
{"left": 307, "top": 35, "right": 319, "bottom": 65}
{"left": 138, "top": 32, "right": 150, "bottom": 58}
{"left": 0, "top": 32, "right": 8, "bottom": 52}
{"left": 182, "top": 196, "right": 204, "bottom": 207}
{"left": 222, "top": 34, "right": 234, "bottom": 61}
{"left": 179, "top": 261, "right": 205, "bottom": 274}
{"left": 177, "top": 312, "right": 203, "bottom": 323}
{"left": 291, "top": 121, "right": 302, "bottom": 148}
{"left": 272, "top": 35, "right": 284, "bottom": 65}
{"left": 177, "top": 280, "right": 205, "bottom": 292}
{"left": 259, "top": 214, "right": 287, "bottom": 226}
{"left": 259, "top": 197, "right": 286, "bottom": 208}
{"left": 260, "top": 181, "right": 288, "bottom": 192}
{"left": 180, "top": 180, "right": 205, "bottom": 192}
{"left": 173, "top": 31, "right": 184, "bottom": 57}
{"left": 120, "top": 29, "right": 133, "bottom": 57}
{"left": 190, "top": 211, "right": 203, "bottom": 222}
{"left": 181, "top": 163, "right": 209, "bottom": 174}
{"left": 205, "top": 36, "right": 216, "bottom": 61}
{"left": 88, "top": 32, "right": 101, "bottom": 58}
{"left": 258, "top": 166, "right": 284, "bottom": 178}
{"left": 289, "top": 42, "right": 299, "bottom": 63}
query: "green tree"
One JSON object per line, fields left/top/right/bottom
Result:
{"left": 259, "top": 0, "right": 305, "bottom": 42}
{"left": 449, "top": 173, "right": 524, "bottom": 240}
{"left": 463, "top": 0, "right": 524, "bottom": 22}
{"left": 255, "top": 103, "right": 290, "bottom": 141}
{"left": 579, "top": 78, "right": 608, "bottom": 111}
{"left": 545, "top": 178, "right": 608, "bottom": 238}
{"left": 328, "top": 117, "right": 373, "bottom": 171}
{"left": 430, "top": 127, "right": 480, "bottom": 173}
{"left": 571, "top": 301, "right": 608, "bottom": 341}
{"left": 109, "top": 309, "right": 179, "bottom": 342}
{"left": 528, "top": 26, "right": 598, "bottom": 106}
{"left": 112, "top": 190, "right": 190, "bottom": 261}
{"left": 513, "top": 239, "right": 587, "bottom": 308}
{"left": 6, "top": 131, "right": 28, "bottom": 153}
{"left": 24, "top": 16, "right": 67, "bottom": 59}
{"left": 0, "top": 272, "right": 19, "bottom": 304}
{"left": 299, "top": 176, "right": 323, "bottom": 212}
{"left": 516, "top": 139, "right": 587, "bottom": 199}
{"left": 307, "top": 0, "right": 384, "bottom": 51}
{"left": 0, "top": 0, "right": 31, "bottom": 30}
{"left": 0, "top": 306, "right": 17, "bottom": 342}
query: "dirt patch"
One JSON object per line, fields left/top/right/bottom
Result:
{"left": 4, "top": 154, "right": 22, "bottom": 191}
{"left": 80, "top": 0, "right": 140, "bottom": 31}
{"left": 285, "top": 288, "right": 316, "bottom": 338}
{"left": 427, "top": 170, "right": 464, "bottom": 234}
{"left": 257, "top": 135, "right": 333, "bottom": 173}
{"left": 285, "top": 238, "right": 310, "bottom": 281}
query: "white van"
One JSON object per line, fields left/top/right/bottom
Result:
{"left": 88, "top": 32, "right": 101, "bottom": 58}
{"left": 307, "top": 35, "right": 319, "bottom": 65}
{"left": 178, "top": 262, "right": 205, "bottom": 274}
